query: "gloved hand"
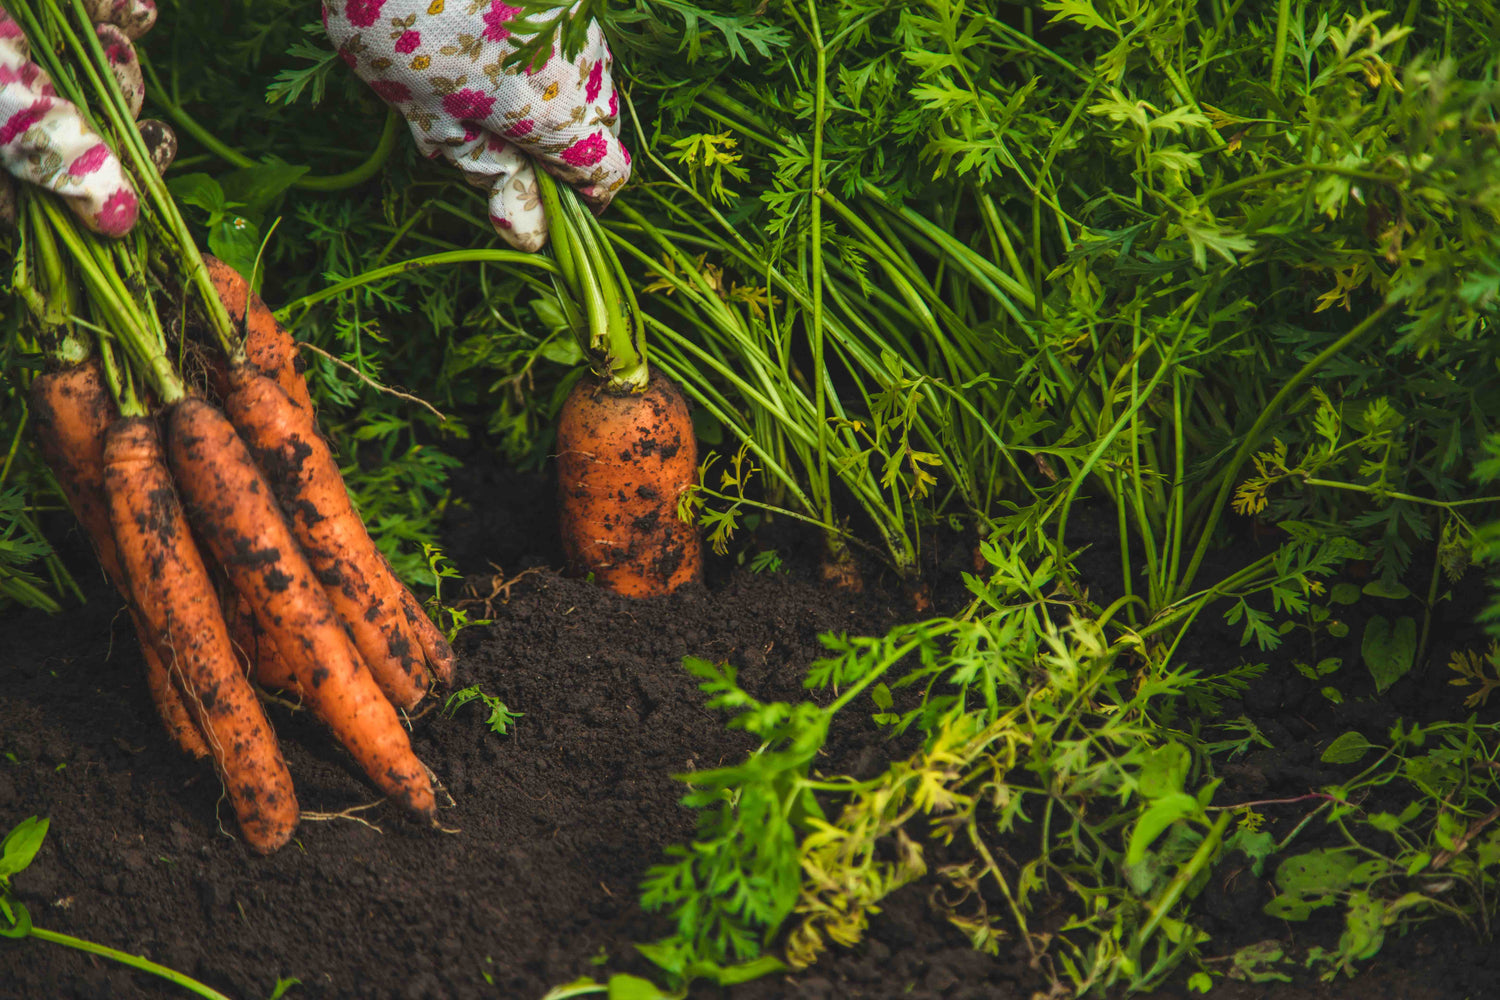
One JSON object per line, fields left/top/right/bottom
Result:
{"left": 323, "top": 0, "right": 631, "bottom": 252}
{"left": 0, "top": 0, "right": 162, "bottom": 236}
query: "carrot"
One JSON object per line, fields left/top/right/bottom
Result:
{"left": 223, "top": 588, "right": 300, "bottom": 695}
{"left": 138, "top": 610, "right": 213, "bottom": 760}
{"left": 382, "top": 551, "right": 457, "bottom": 686}
{"left": 103, "top": 416, "right": 298, "bottom": 854}
{"left": 166, "top": 396, "right": 435, "bottom": 817}
{"left": 200, "top": 255, "right": 313, "bottom": 414}
{"left": 221, "top": 367, "right": 430, "bottom": 710}
{"left": 29, "top": 360, "right": 209, "bottom": 759}
{"left": 200, "top": 261, "right": 454, "bottom": 685}
{"left": 555, "top": 370, "right": 703, "bottom": 597}
{"left": 29, "top": 359, "right": 128, "bottom": 585}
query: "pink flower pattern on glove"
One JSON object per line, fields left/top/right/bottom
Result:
{"left": 560, "top": 132, "right": 607, "bottom": 167}
{"left": 345, "top": 0, "right": 387, "bottom": 29}
{"left": 0, "top": 5, "right": 141, "bottom": 236}
{"left": 323, "top": 0, "right": 631, "bottom": 252}
{"left": 481, "top": 2, "right": 522, "bottom": 43}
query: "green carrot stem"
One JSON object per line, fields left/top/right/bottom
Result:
{"left": 1174, "top": 303, "right": 1395, "bottom": 600}
{"left": 34, "top": 195, "right": 184, "bottom": 404}
{"left": 29, "top": 927, "right": 234, "bottom": 1000}
{"left": 274, "top": 249, "right": 560, "bottom": 321}
{"left": 142, "top": 56, "right": 401, "bottom": 193}
{"left": 38, "top": 0, "right": 236, "bottom": 360}
{"left": 538, "top": 171, "right": 647, "bottom": 392}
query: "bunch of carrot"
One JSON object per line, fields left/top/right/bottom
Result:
{"left": 10, "top": 0, "right": 453, "bottom": 853}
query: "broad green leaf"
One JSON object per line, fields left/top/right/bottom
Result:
{"left": 1405, "top": 852, "right": 1432, "bottom": 876}
{"left": 1321, "top": 731, "right": 1375, "bottom": 764}
{"left": 1362, "top": 615, "right": 1417, "bottom": 693}
{"left": 608, "top": 974, "right": 675, "bottom": 1000}
{"left": 1225, "top": 828, "right": 1276, "bottom": 876}
{"left": 1230, "top": 940, "right": 1292, "bottom": 983}
{"left": 218, "top": 162, "right": 309, "bottom": 226}
{"left": 1126, "top": 792, "right": 1198, "bottom": 866}
{"left": 166, "top": 173, "right": 227, "bottom": 216}
{"left": 1362, "top": 579, "right": 1413, "bottom": 600}
{"left": 1137, "top": 741, "right": 1191, "bottom": 799}
{"left": 1329, "top": 583, "right": 1362, "bottom": 605}
{"left": 696, "top": 955, "right": 787, "bottom": 985}
{"left": 539, "top": 337, "right": 584, "bottom": 366}
{"left": 1263, "top": 894, "right": 1315, "bottom": 921}
{"left": 1274, "top": 848, "right": 1361, "bottom": 896}
{"left": 1339, "top": 891, "right": 1387, "bottom": 962}
{"left": 0, "top": 816, "right": 48, "bottom": 879}
{"left": 208, "top": 216, "right": 264, "bottom": 288}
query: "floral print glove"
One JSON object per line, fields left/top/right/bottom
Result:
{"left": 323, "top": 0, "right": 631, "bottom": 252}
{"left": 0, "top": 0, "right": 158, "bottom": 236}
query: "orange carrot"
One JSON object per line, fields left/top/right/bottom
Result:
{"left": 29, "top": 361, "right": 209, "bottom": 759}
{"left": 556, "top": 371, "right": 703, "bottom": 597}
{"left": 199, "top": 262, "right": 453, "bottom": 684}
{"left": 166, "top": 396, "right": 435, "bottom": 817}
{"left": 138, "top": 609, "right": 213, "bottom": 760}
{"left": 200, "top": 255, "right": 313, "bottom": 414}
{"left": 382, "top": 551, "right": 456, "bottom": 686}
{"left": 221, "top": 367, "right": 430, "bottom": 710}
{"left": 103, "top": 416, "right": 298, "bottom": 853}
{"left": 29, "top": 360, "right": 128, "bottom": 584}
{"left": 223, "top": 588, "right": 300, "bottom": 695}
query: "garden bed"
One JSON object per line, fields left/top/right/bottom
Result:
{"left": 2, "top": 459, "right": 1496, "bottom": 1000}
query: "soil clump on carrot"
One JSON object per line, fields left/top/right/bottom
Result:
{"left": 1, "top": 459, "right": 1495, "bottom": 1000}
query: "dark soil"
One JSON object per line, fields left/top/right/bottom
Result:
{"left": 2, "top": 462, "right": 1497, "bottom": 1000}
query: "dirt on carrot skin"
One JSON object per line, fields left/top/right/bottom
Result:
{"left": 1, "top": 459, "right": 1497, "bottom": 1000}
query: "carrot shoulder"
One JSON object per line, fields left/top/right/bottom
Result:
{"left": 167, "top": 396, "right": 435, "bottom": 817}
{"left": 30, "top": 361, "right": 209, "bottom": 760}
{"left": 104, "top": 416, "right": 298, "bottom": 853}
{"left": 222, "top": 368, "right": 430, "bottom": 710}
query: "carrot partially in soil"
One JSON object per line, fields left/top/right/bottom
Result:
{"left": 29, "top": 360, "right": 209, "bottom": 759}
{"left": 166, "top": 396, "right": 435, "bottom": 817}
{"left": 103, "top": 416, "right": 298, "bottom": 854}
{"left": 222, "top": 367, "right": 430, "bottom": 710}
{"left": 556, "top": 371, "right": 703, "bottom": 597}
{"left": 200, "top": 255, "right": 313, "bottom": 414}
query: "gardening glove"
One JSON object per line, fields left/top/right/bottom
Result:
{"left": 0, "top": 0, "right": 164, "bottom": 237}
{"left": 323, "top": 0, "right": 631, "bottom": 252}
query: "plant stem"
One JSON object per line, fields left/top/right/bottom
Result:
{"left": 1129, "top": 811, "right": 1232, "bottom": 959}
{"left": 275, "top": 249, "right": 560, "bottom": 321}
{"left": 1299, "top": 478, "right": 1500, "bottom": 509}
{"left": 1268, "top": 0, "right": 1292, "bottom": 95}
{"left": 805, "top": 0, "right": 835, "bottom": 548}
{"left": 29, "top": 927, "right": 234, "bottom": 1000}
{"left": 141, "top": 56, "right": 401, "bottom": 192}
{"left": 1174, "top": 303, "right": 1394, "bottom": 601}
